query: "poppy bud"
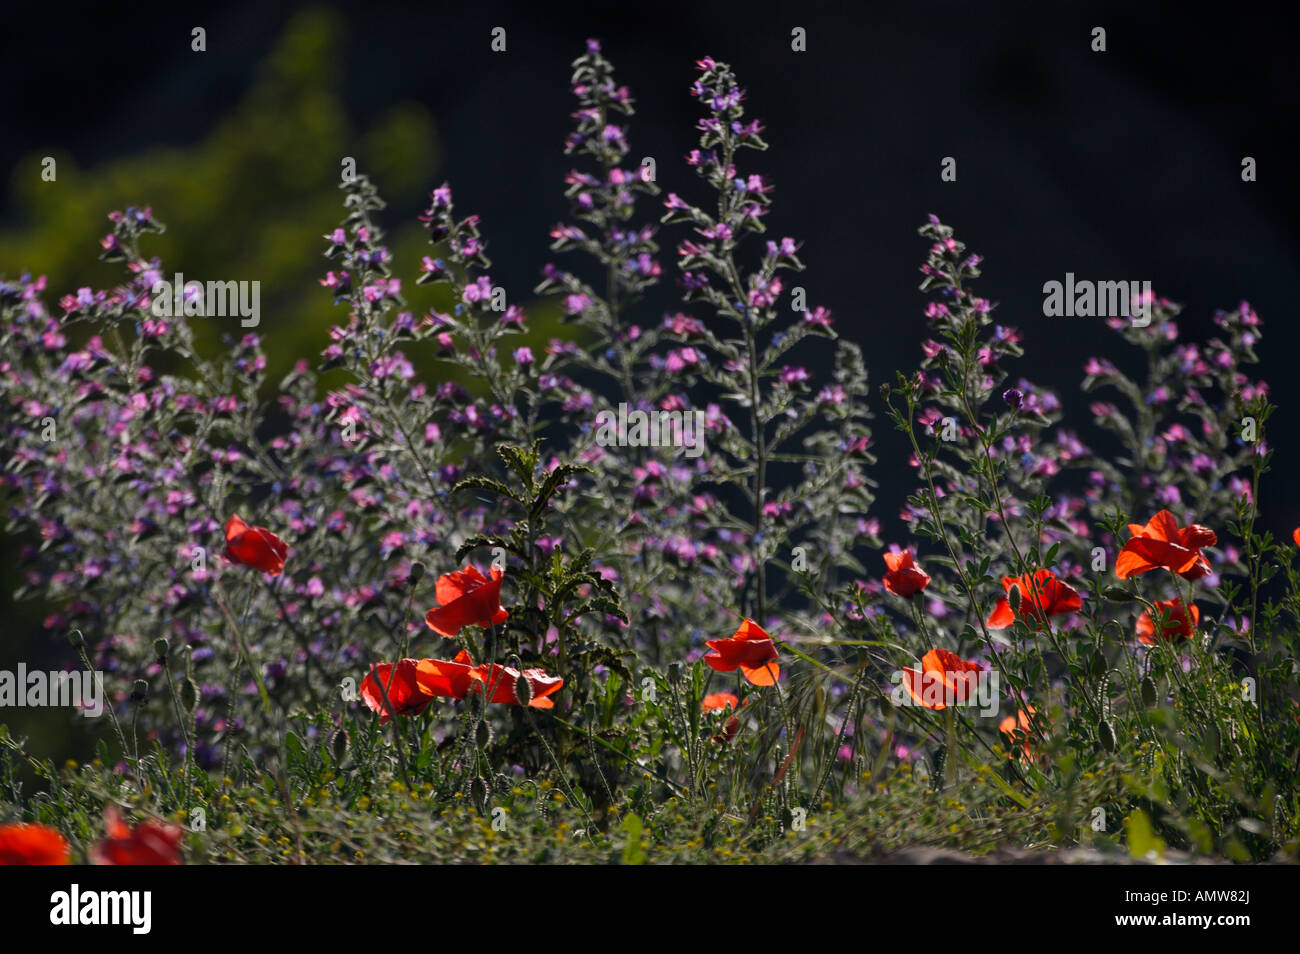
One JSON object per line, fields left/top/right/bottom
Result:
{"left": 406, "top": 561, "right": 425, "bottom": 586}
{"left": 130, "top": 679, "right": 150, "bottom": 704}
{"left": 69, "top": 629, "right": 86, "bottom": 648}
{"left": 1098, "top": 719, "right": 1115, "bottom": 752}
{"left": 1103, "top": 586, "right": 1137, "bottom": 602}
{"left": 475, "top": 720, "right": 493, "bottom": 749}
{"left": 466, "top": 692, "right": 484, "bottom": 718}
{"left": 584, "top": 701, "right": 598, "bottom": 726}
{"left": 469, "top": 776, "right": 490, "bottom": 813}
{"left": 1140, "top": 675, "right": 1157, "bottom": 708}
{"left": 180, "top": 677, "right": 199, "bottom": 713}
{"left": 1007, "top": 584, "right": 1022, "bottom": 615}
{"left": 667, "top": 662, "right": 684, "bottom": 685}
{"left": 153, "top": 637, "right": 170, "bottom": 662}
{"left": 331, "top": 728, "right": 349, "bottom": 762}
{"left": 514, "top": 674, "right": 532, "bottom": 706}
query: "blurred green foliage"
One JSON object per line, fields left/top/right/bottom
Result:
{"left": 0, "top": 8, "right": 442, "bottom": 388}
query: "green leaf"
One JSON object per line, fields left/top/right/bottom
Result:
{"left": 496, "top": 442, "right": 540, "bottom": 494}
{"left": 451, "top": 475, "right": 519, "bottom": 504}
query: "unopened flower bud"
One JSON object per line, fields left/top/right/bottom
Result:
{"left": 1140, "top": 675, "right": 1157, "bottom": 709}
{"left": 406, "top": 561, "right": 425, "bottom": 586}
{"left": 130, "top": 679, "right": 150, "bottom": 704}
{"left": 469, "top": 776, "right": 490, "bottom": 812}
{"left": 1007, "top": 584, "right": 1022, "bottom": 615}
{"left": 69, "top": 630, "right": 85, "bottom": 648}
{"left": 514, "top": 674, "right": 533, "bottom": 707}
{"left": 153, "top": 637, "right": 170, "bottom": 662}
{"left": 1098, "top": 718, "right": 1116, "bottom": 753}
{"left": 180, "top": 677, "right": 199, "bottom": 713}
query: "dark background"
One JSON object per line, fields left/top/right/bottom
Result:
{"left": 2, "top": 1, "right": 1297, "bottom": 756}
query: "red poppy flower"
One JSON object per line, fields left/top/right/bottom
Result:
{"left": 424, "top": 564, "right": 509, "bottom": 637}
{"left": 1115, "top": 510, "right": 1216, "bottom": 581}
{"left": 987, "top": 569, "right": 1082, "bottom": 630}
{"left": 0, "top": 823, "right": 69, "bottom": 865}
{"left": 1136, "top": 599, "right": 1199, "bottom": 645}
{"left": 902, "top": 648, "right": 982, "bottom": 711}
{"left": 999, "top": 706, "right": 1038, "bottom": 760}
{"left": 360, "top": 659, "right": 433, "bottom": 724}
{"left": 223, "top": 514, "right": 289, "bottom": 576}
{"left": 473, "top": 658, "right": 565, "bottom": 709}
{"left": 415, "top": 650, "right": 563, "bottom": 709}
{"left": 1293, "top": 527, "right": 1300, "bottom": 549}
{"left": 413, "top": 650, "right": 477, "bottom": 701}
{"left": 883, "top": 549, "right": 931, "bottom": 598}
{"left": 704, "top": 618, "right": 781, "bottom": 686}
{"left": 702, "top": 692, "right": 742, "bottom": 742}
{"left": 89, "top": 806, "right": 184, "bottom": 865}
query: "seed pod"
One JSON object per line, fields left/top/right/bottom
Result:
{"left": 130, "top": 679, "right": 150, "bottom": 704}
{"left": 1098, "top": 719, "right": 1116, "bottom": 752}
{"left": 1140, "top": 675, "right": 1157, "bottom": 708}
{"left": 153, "top": 637, "right": 170, "bottom": 662}
{"left": 179, "top": 677, "right": 199, "bottom": 713}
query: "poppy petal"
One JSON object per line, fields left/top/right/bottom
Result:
{"left": 435, "top": 565, "right": 487, "bottom": 604}
{"left": 987, "top": 598, "right": 1015, "bottom": 630}
{"left": 741, "top": 660, "right": 780, "bottom": 686}
{"left": 733, "top": 618, "right": 771, "bottom": 641}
